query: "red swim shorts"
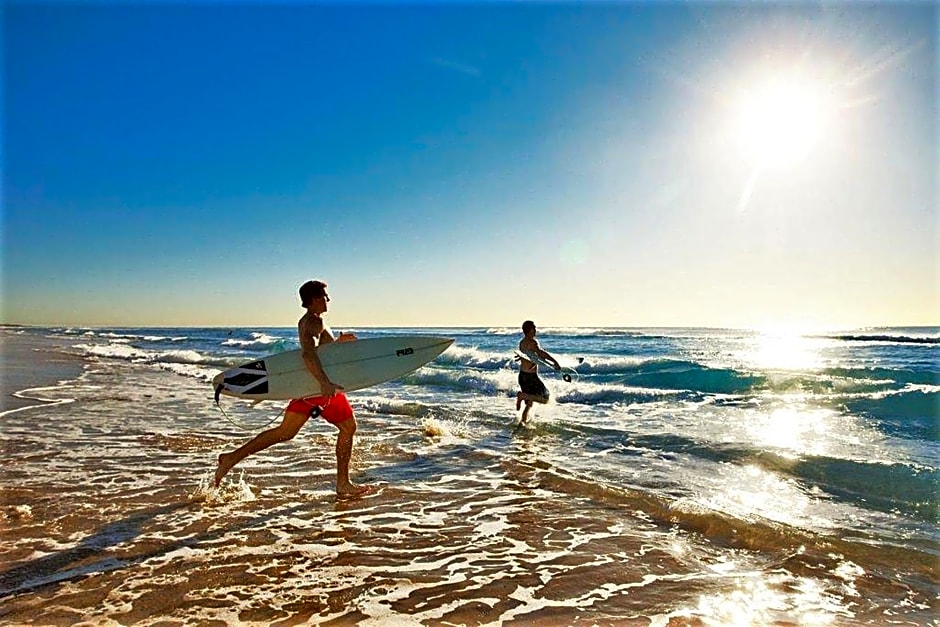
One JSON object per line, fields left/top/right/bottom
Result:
{"left": 286, "top": 393, "right": 354, "bottom": 425}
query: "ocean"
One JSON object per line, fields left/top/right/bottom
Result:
{"left": 1, "top": 325, "right": 937, "bottom": 625}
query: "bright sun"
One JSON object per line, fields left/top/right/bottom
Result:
{"left": 733, "top": 76, "right": 831, "bottom": 169}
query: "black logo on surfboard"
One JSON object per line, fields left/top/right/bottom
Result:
{"left": 396, "top": 347, "right": 414, "bottom": 356}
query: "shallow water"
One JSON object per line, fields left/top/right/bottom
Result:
{"left": 1, "top": 326, "right": 937, "bottom": 625}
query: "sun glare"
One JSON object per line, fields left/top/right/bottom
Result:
{"left": 733, "top": 76, "right": 831, "bottom": 169}
{"left": 742, "top": 329, "right": 826, "bottom": 371}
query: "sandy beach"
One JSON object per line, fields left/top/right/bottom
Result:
{"left": 1, "top": 327, "right": 87, "bottom": 413}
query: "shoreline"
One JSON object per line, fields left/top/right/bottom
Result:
{"left": 0, "top": 328, "right": 87, "bottom": 413}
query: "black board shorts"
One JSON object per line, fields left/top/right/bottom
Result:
{"left": 519, "top": 371, "right": 549, "bottom": 399}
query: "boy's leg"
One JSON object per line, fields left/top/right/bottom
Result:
{"left": 215, "top": 409, "right": 310, "bottom": 486}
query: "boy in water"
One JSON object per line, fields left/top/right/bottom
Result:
{"left": 214, "top": 280, "right": 371, "bottom": 498}
{"left": 516, "top": 320, "right": 561, "bottom": 424}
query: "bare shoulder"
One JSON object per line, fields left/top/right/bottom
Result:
{"left": 520, "top": 338, "right": 538, "bottom": 352}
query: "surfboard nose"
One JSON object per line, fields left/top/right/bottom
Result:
{"left": 433, "top": 338, "right": 455, "bottom": 359}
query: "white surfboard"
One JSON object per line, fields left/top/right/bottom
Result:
{"left": 514, "top": 349, "right": 578, "bottom": 383}
{"left": 214, "top": 336, "right": 454, "bottom": 401}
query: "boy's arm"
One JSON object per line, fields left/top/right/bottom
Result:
{"left": 300, "top": 321, "right": 341, "bottom": 396}
{"left": 533, "top": 340, "right": 561, "bottom": 370}
{"left": 317, "top": 327, "right": 357, "bottom": 344}
{"left": 538, "top": 350, "right": 562, "bottom": 370}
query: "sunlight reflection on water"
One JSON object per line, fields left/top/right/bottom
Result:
{"left": 746, "top": 406, "right": 836, "bottom": 457}
{"left": 742, "top": 331, "right": 829, "bottom": 371}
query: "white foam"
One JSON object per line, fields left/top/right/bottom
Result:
{"left": 3, "top": 503, "right": 34, "bottom": 521}
{"left": 436, "top": 344, "right": 515, "bottom": 369}
{"left": 76, "top": 342, "right": 209, "bottom": 364}
{"left": 222, "top": 332, "right": 285, "bottom": 350}
{"left": 192, "top": 471, "right": 257, "bottom": 505}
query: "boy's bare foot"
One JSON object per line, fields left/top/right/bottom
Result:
{"left": 336, "top": 482, "right": 374, "bottom": 499}
{"left": 214, "top": 453, "right": 235, "bottom": 487}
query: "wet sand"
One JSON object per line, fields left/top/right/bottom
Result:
{"left": 1, "top": 327, "right": 86, "bottom": 413}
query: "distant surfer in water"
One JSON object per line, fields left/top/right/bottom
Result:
{"left": 215, "top": 280, "right": 372, "bottom": 498}
{"left": 516, "top": 320, "right": 561, "bottom": 424}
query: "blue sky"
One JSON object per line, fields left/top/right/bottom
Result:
{"left": 3, "top": 1, "right": 937, "bottom": 328}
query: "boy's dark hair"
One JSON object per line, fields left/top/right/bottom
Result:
{"left": 299, "top": 280, "right": 327, "bottom": 307}
{"left": 522, "top": 320, "right": 535, "bottom": 334}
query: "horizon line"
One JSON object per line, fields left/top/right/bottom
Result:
{"left": 3, "top": 323, "right": 938, "bottom": 331}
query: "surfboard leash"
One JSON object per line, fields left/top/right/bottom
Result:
{"left": 212, "top": 385, "right": 330, "bottom": 431}
{"left": 213, "top": 384, "right": 285, "bottom": 431}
